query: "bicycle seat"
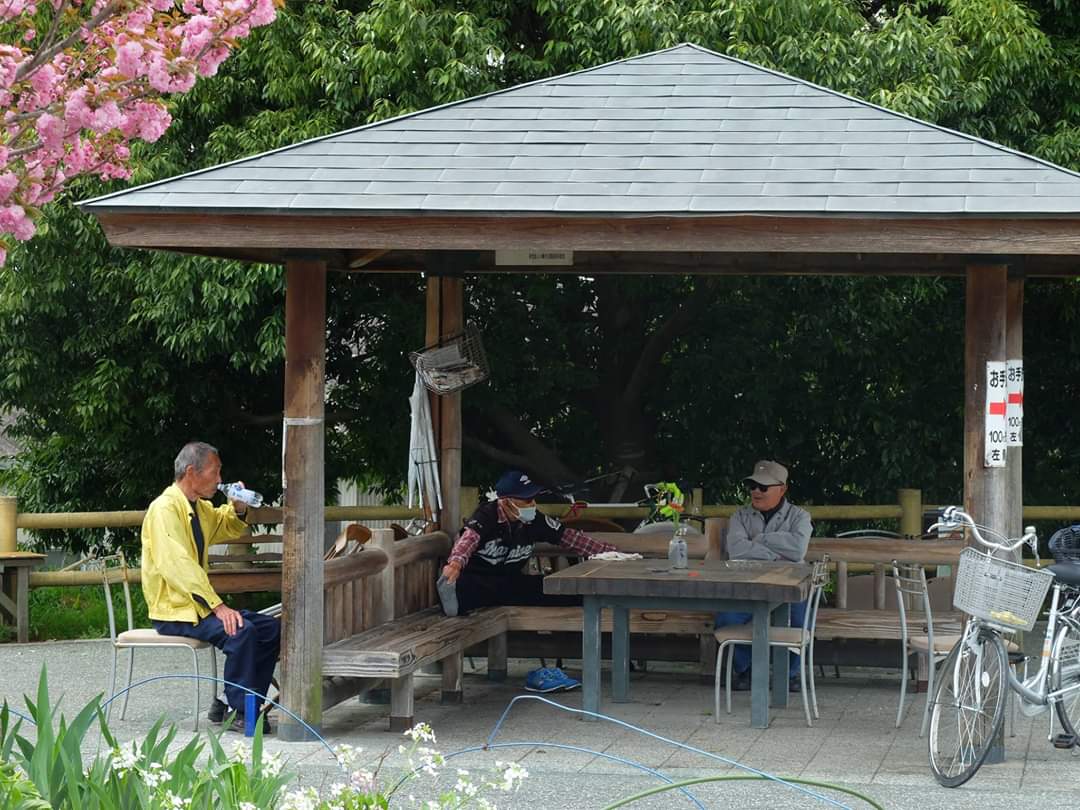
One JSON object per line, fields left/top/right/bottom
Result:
{"left": 1047, "top": 562, "right": 1080, "bottom": 586}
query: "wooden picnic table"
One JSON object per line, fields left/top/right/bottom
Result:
{"left": 544, "top": 557, "right": 812, "bottom": 729}
{"left": 0, "top": 551, "right": 45, "bottom": 643}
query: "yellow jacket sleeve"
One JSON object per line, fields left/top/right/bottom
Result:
{"left": 141, "top": 487, "right": 222, "bottom": 622}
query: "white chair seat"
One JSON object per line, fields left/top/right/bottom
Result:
{"left": 116, "top": 628, "right": 210, "bottom": 648}
{"left": 713, "top": 625, "right": 803, "bottom": 646}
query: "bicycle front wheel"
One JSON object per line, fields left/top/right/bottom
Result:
{"left": 1053, "top": 619, "right": 1080, "bottom": 737}
{"left": 927, "top": 632, "right": 1008, "bottom": 788}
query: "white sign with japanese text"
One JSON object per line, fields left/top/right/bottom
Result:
{"left": 985, "top": 361, "right": 1008, "bottom": 467}
{"left": 1007, "top": 359, "right": 1024, "bottom": 447}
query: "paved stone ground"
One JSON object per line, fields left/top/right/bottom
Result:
{"left": 2, "top": 639, "right": 1079, "bottom": 809}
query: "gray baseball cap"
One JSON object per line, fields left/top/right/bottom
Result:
{"left": 745, "top": 460, "right": 788, "bottom": 486}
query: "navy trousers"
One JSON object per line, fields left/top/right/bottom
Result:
{"left": 155, "top": 609, "right": 281, "bottom": 714}
{"left": 714, "top": 600, "right": 808, "bottom": 678}
{"left": 454, "top": 571, "right": 582, "bottom": 615}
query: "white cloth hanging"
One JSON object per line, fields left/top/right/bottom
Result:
{"left": 407, "top": 371, "right": 442, "bottom": 514}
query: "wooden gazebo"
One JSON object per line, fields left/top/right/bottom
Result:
{"left": 82, "top": 43, "right": 1080, "bottom": 740}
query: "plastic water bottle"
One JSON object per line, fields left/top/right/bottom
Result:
{"left": 668, "top": 526, "right": 688, "bottom": 569}
{"left": 219, "top": 482, "right": 263, "bottom": 508}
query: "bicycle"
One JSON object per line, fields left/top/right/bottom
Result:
{"left": 925, "top": 506, "right": 1080, "bottom": 787}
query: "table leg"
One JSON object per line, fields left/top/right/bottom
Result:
{"left": 582, "top": 597, "right": 601, "bottom": 721}
{"left": 751, "top": 601, "right": 770, "bottom": 729}
{"left": 612, "top": 605, "right": 630, "bottom": 702}
{"left": 16, "top": 566, "right": 29, "bottom": 644}
{"left": 772, "top": 602, "right": 790, "bottom": 709}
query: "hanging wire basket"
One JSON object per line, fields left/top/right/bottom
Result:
{"left": 409, "top": 326, "right": 490, "bottom": 395}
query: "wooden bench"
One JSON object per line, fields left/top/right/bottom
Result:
{"left": 323, "top": 605, "right": 512, "bottom": 730}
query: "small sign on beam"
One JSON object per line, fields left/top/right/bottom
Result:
{"left": 494, "top": 249, "right": 573, "bottom": 266}
{"left": 1007, "top": 359, "right": 1023, "bottom": 447}
{"left": 985, "top": 361, "right": 1008, "bottom": 467}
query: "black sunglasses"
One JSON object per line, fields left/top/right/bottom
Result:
{"left": 746, "top": 482, "right": 778, "bottom": 493}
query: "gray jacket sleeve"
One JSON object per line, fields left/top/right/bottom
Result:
{"left": 759, "top": 508, "right": 812, "bottom": 562}
{"left": 726, "top": 504, "right": 812, "bottom": 562}
{"left": 726, "top": 509, "right": 777, "bottom": 560}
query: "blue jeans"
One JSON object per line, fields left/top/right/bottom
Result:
{"left": 714, "top": 600, "right": 808, "bottom": 678}
{"left": 155, "top": 609, "right": 280, "bottom": 714}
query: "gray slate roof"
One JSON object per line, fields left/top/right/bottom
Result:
{"left": 83, "top": 43, "right": 1080, "bottom": 216}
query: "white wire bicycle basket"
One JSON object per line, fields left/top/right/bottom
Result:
{"left": 953, "top": 547, "right": 1054, "bottom": 632}
{"left": 409, "top": 326, "right": 490, "bottom": 395}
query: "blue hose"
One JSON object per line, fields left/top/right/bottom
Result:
{"left": 99, "top": 673, "right": 342, "bottom": 767}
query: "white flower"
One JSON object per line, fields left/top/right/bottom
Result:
{"left": 333, "top": 743, "right": 363, "bottom": 769}
{"left": 230, "top": 740, "right": 250, "bottom": 764}
{"left": 262, "top": 750, "right": 285, "bottom": 777}
{"left": 278, "top": 787, "right": 320, "bottom": 810}
{"left": 497, "top": 761, "right": 528, "bottom": 792}
{"left": 142, "top": 761, "right": 167, "bottom": 789}
{"left": 162, "top": 790, "right": 189, "bottom": 810}
{"left": 108, "top": 741, "right": 139, "bottom": 776}
{"left": 239, "top": 803, "right": 258, "bottom": 810}
{"left": 403, "top": 722, "right": 436, "bottom": 743}
{"left": 349, "top": 768, "right": 376, "bottom": 794}
{"left": 328, "top": 782, "right": 347, "bottom": 799}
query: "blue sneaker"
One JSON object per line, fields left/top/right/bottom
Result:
{"left": 525, "top": 667, "right": 581, "bottom": 693}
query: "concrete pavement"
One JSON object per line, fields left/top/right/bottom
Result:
{"left": 2, "top": 639, "right": 1078, "bottom": 809}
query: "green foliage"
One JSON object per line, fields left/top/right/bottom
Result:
{"left": 28, "top": 585, "right": 149, "bottom": 642}
{"left": 21, "top": 586, "right": 280, "bottom": 643}
{"left": 1, "top": 668, "right": 291, "bottom": 810}
{"left": 3, "top": 0, "right": 1080, "bottom": 549}
{"left": 0, "top": 675, "right": 522, "bottom": 810}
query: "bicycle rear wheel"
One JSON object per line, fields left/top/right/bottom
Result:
{"left": 927, "top": 631, "right": 1008, "bottom": 787}
{"left": 1052, "top": 619, "right": 1080, "bottom": 737}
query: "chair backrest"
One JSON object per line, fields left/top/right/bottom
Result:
{"left": 96, "top": 552, "right": 137, "bottom": 643}
{"left": 802, "top": 555, "right": 831, "bottom": 647}
{"left": 891, "top": 560, "right": 933, "bottom": 648}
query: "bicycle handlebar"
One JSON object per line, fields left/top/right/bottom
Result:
{"left": 931, "top": 506, "right": 1038, "bottom": 554}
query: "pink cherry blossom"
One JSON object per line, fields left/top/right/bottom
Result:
{"left": 0, "top": 0, "right": 282, "bottom": 262}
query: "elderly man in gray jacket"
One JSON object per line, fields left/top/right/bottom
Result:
{"left": 716, "top": 460, "right": 812, "bottom": 692}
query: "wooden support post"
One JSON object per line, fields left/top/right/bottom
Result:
{"left": 0, "top": 496, "right": 15, "bottom": 553}
{"left": 487, "top": 632, "right": 508, "bottom": 682}
{"left": 964, "top": 264, "right": 1009, "bottom": 541}
{"left": 898, "top": 489, "right": 922, "bottom": 537}
{"left": 440, "top": 277, "right": 464, "bottom": 536}
{"left": 698, "top": 632, "right": 717, "bottom": 685}
{"left": 459, "top": 487, "right": 479, "bottom": 533}
{"left": 441, "top": 651, "right": 464, "bottom": 704}
{"left": 390, "top": 673, "right": 415, "bottom": 732}
{"left": 704, "top": 517, "right": 727, "bottom": 560}
{"left": 278, "top": 258, "right": 326, "bottom": 742}
{"left": 964, "top": 263, "right": 1009, "bottom": 764}
{"left": 423, "top": 274, "right": 465, "bottom": 536}
{"left": 835, "top": 561, "right": 848, "bottom": 609}
{"left": 1005, "top": 277, "right": 1024, "bottom": 543}
{"left": 369, "top": 529, "right": 397, "bottom": 624}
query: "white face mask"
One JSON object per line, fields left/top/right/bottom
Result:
{"left": 516, "top": 506, "right": 537, "bottom": 523}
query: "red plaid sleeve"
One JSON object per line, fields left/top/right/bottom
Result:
{"left": 448, "top": 527, "right": 481, "bottom": 568}
{"left": 558, "top": 528, "right": 617, "bottom": 557}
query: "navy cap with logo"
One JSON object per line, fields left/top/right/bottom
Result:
{"left": 495, "top": 470, "right": 544, "bottom": 499}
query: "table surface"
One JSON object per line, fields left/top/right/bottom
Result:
{"left": 544, "top": 558, "right": 811, "bottom": 603}
{"left": 0, "top": 552, "right": 45, "bottom": 564}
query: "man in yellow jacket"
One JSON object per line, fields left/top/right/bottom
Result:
{"left": 142, "top": 441, "right": 280, "bottom": 730}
